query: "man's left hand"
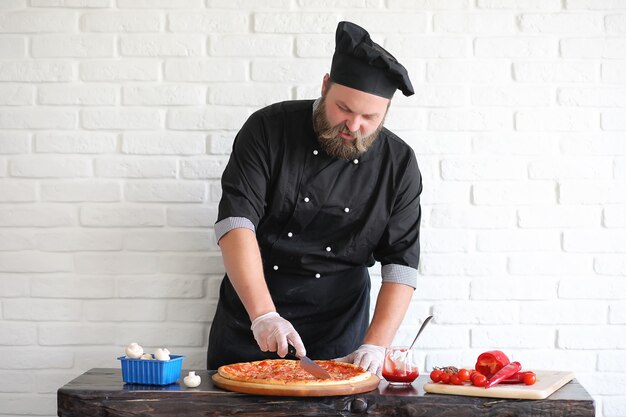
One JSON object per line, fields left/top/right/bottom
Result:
{"left": 334, "top": 344, "right": 385, "bottom": 376}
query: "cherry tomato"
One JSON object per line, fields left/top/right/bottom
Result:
{"left": 471, "top": 373, "right": 487, "bottom": 387}
{"left": 430, "top": 369, "right": 442, "bottom": 383}
{"left": 439, "top": 372, "right": 451, "bottom": 384}
{"left": 458, "top": 368, "right": 471, "bottom": 382}
{"left": 450, "top": 374, "right": 462, "bottom": 385}
{"left": 522, "top": 372, "right": 536, "bottom": 385}
{"left": 470, "top": 370, "right": 484, "bottom": 380}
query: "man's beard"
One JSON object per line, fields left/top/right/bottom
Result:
{"left": 313, "top": 95, "right": 385, "bottom": 161}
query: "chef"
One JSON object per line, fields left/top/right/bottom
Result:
{"left": 207, "top": 21, "right": 422, "bottom": 376}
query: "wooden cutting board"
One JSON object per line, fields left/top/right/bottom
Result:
{"left": 423, "top": 370, "right": 575, "bottom": 400}
{"left": 212, "top": 373, "right": 380, "bottom": 397}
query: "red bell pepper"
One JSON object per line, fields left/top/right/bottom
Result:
{"left": 475, "top": 350, "right": 510, "bottom": 379}
{"left": 485, "top": 361, "right": 522, "bottom": 389}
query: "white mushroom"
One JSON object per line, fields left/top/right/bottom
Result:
{"left": 125, "top": 342, "right": 143, "bottom": 359}
{"left": 154, "top": 348, "right": 170, "bottom": 361}
{"left": 184, "top": 371, "right": 201, "bottom": 388}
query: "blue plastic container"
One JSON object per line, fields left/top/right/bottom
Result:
{"left": 118, "top": 355, "right": 185, "bottom": 385}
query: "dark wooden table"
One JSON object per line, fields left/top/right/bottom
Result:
{"left": 57, "top": 368, "right": 595, "bottom": 417}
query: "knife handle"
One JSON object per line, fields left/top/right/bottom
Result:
{"left": 287, "top": 343, "right": 298, "bottom": 358}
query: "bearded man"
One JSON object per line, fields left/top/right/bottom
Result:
{"left": 207, "top": 21, "right": 422, "bottom": 376}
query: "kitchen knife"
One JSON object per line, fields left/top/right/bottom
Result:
{"left": 287, "top": 344, "right": 331, "bottom": 379}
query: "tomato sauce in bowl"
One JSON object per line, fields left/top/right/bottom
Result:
{"left": 382, "top": 347, "right": 419, "bottom": 385}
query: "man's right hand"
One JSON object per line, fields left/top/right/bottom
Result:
{"left": 251, "top": 312, "right": 306, "bottom": 358}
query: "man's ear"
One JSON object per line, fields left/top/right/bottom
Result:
{"left": 321, "top": 73, "right": 330, "bottom": 96}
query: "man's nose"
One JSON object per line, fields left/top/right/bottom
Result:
{"left": 345, "top": 116, "right": 361, "bottom": 133}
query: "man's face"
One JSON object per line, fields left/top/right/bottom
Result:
{"left": 314, "top": 78, "right": 390, "bottom": 160}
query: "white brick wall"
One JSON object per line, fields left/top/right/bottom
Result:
{"left": 0, "top": 2, "right": 624, "bottom": 417}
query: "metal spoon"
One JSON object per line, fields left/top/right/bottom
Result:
{"left": 408, "top": 315, "right": 433, "bottom": 350}
{"left": 394, "top": 315, "right": 433, "bottom": 366}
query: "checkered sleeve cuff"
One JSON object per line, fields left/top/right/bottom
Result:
{"left": 214, "top": 217, "right": 256, "bottom": 243}
{"left": 381, "top": 264, "right": 417, "bottom": 289}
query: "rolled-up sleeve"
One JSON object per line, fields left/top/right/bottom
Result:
{"left": 381, "top": 264, "right": 418, "bottom": 288}
{"left": 216, "top": 111, "right": 271, "bottom": 237}
{"left": 374, "top": 152, "right": 422, "bottom": 289}
{"left": 214, "top": 217, "right": 256, "bottom": 244}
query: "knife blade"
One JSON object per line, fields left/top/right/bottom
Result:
{"left": 287, "top": 344, "right": 331, "bottom": 379}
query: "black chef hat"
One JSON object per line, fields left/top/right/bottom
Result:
{"left": 330, "top": 21, "right": 414, "bottom": 99}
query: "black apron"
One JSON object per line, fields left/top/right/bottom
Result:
{"left": 207, "top": 266, "right": 370, "bottom": 369}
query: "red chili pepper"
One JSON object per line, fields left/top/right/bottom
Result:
{"left": 475, "top": 350, "right": 510, "bottom": 379}
{"left": 485, "top": 361, "right": 522, "bottom": 389}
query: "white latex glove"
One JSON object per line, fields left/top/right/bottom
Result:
{"left": 251, "top": 312, "right": 306, "bottom": 358}
{"left": 334, "top": 344, "right": 385, "bottom": 376}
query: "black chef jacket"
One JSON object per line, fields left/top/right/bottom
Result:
{"left": 207, "top": 99, "right": 422, "bottom": 369}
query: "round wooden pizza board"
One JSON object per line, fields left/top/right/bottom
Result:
{"left": 212, "top": 373, "right": 380, "bottom": 397}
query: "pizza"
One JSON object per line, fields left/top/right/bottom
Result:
{"left": 218, "top": 359, "right": 371, "bottom": 386}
